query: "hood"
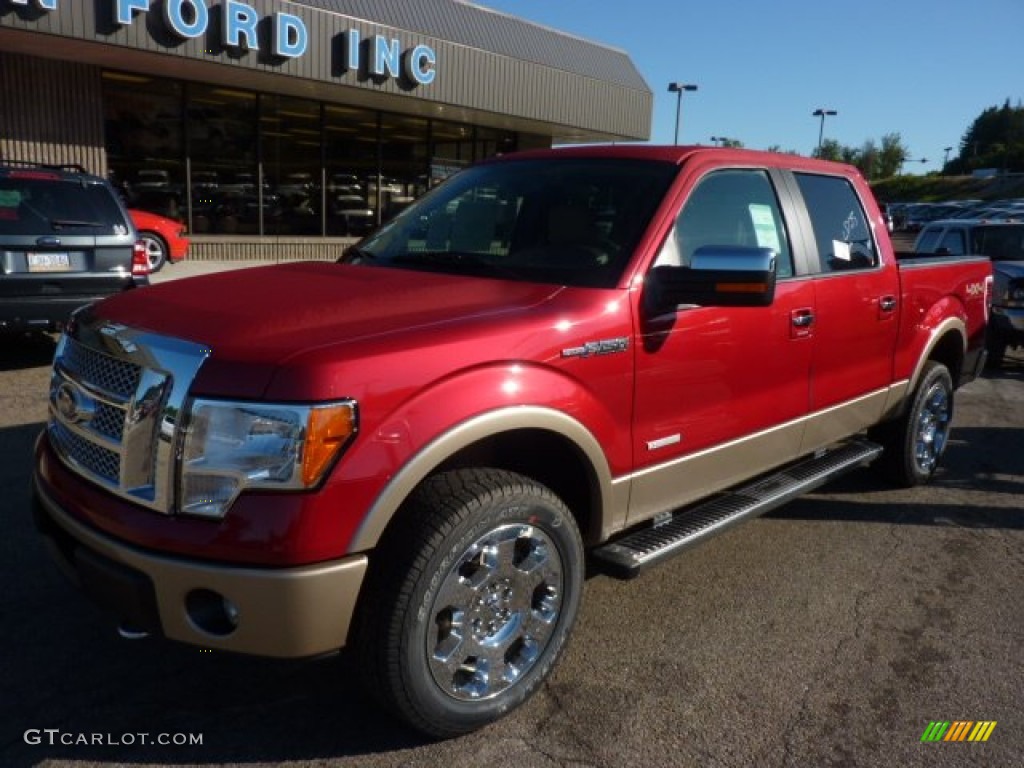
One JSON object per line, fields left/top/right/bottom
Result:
{"left": 994, "top": 260, "right": 1024, "bottom": 279}
{"left": 96, "top": 262, "right": 563, "bottom": 395}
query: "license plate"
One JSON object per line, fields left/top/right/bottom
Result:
{"left": 27, "top": 252, "right": 71, "bottom": 272}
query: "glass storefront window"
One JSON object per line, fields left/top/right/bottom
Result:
{"left": 187, "top": 85, "right": 258, "bottom": 234}
{"left": 430, "top": 120, "right": 474, "bottom": 188}
{"left": 102, "top": 70, "right": 517, "bottom": 239}
{"left": 475, "top": 126, "right": 517, "bottom": 164}
{"left": 379, "top": 114, "right": 429, "bottom": 222}
{"left": 325, "top": 105, "right": 378, "bottom": 237}
{"left": 261, "top": 95, "right": 322, "bottom": 236}
{"left": 103, "top": 72, "right": 184, "bottom": 220}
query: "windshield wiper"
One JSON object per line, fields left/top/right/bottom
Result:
{"left": 392, "top": 251, "right": 522, "bottom": 278}
{"left": 339, "top": 245, "right": 376, "bottom": 264}
{"left": 50, "top": 219, "right": 106, "bottom": 229}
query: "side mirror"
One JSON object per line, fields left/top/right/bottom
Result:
{"left": 644, "top": 246, "right": 777, "bottom": 315}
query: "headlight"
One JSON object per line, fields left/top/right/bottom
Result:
{"left": 180, "top": 399, "right": 357, "bottom": 518}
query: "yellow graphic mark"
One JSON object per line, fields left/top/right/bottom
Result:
{"left": 968, "top": 721, "right": 997, "bottom": 742}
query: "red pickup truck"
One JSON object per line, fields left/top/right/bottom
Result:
{"left": 33, "top": 147, "right": 991, "bottom": 736}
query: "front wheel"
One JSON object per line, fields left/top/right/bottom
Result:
{"left": 873, "top": 361, "right": 954, "bottom": 487}
{"left": 353, "top": 468, "right": 584, "bottom": 738}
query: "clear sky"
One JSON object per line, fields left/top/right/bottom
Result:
{"left": 475, "top": 0, "right": 1023, "bottom": 174}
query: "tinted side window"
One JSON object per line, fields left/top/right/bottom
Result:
{"left": 914, "top": 227, "right": 942, "bottom": 253}
{"left": 656, "top": 169, "right": 793, "bottom": 278}
{"left": 794, "top": 173, "right": 877, "bottom": 272}
{"left": 938, "top": 230, "right": 965, "bottom": 255}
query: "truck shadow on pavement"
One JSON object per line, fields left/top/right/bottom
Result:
{"left": 771, "top": 424, "right": 1024, "bottom": 530}
{"left": 0, "top": 331, "right": 56, "bottom": 372}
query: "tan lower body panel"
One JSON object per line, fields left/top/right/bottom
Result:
{"left": 624, "top": 387, "right": 894, "bottom": 527}
{"left": 40, "top": 489, "right": 367, "bottom": 658}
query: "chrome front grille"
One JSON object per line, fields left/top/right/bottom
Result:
{"left": 46, "top": 313, "right": 210, "bottom": 514}
{"left": 61, "top": 335, "right": 141, "bottom": 398}
{"left": 50, "top": 421, "right": 121, "bottom": 483}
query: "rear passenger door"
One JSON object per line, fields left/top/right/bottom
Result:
{"left": 786, "top": 171, "right": 901, "bottom": 452}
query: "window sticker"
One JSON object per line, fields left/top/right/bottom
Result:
{"left": 748, "top": 204, "right": 781, "bottom": 252}
{"left": 0, "top": 190, "right": 21, "bottom": 207}
{"left": 832, "top": 240, "right": 852, "bottom": 261}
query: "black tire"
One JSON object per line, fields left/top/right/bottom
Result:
{"left": 138, "top": 231, "right": 168, "bottom": 272}
{"left": 872, "top": 361, "right": 954, "bottom": 487}
{"left": 352, "top": 468, "right": 584, "bottom": 738}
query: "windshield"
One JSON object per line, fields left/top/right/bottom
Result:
{"left": 349, "top": 157, "right": 678, "bottom": 288}
{"left": 971, "top": 225, "right": 1024, "bottom": 262}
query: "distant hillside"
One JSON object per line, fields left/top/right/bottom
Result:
{"left": 872, "top": 174, "right": 1024, "bottom": 203}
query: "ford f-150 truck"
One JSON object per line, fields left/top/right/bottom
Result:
{"left": 32, "top": 146, "right": 992, "bottom": 737}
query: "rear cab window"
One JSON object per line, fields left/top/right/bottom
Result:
{"left": 794, "top": 173, "right": 878, "bottom": 272}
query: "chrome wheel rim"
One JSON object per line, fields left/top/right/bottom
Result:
{"left": 141, "top": 235, "right": 165, "bottom": 270}
{"left": 427, "top": 523, "right": 564, "bottom": 701}
{"left": 913, "top": 382, "right": 951, "bottom": 475}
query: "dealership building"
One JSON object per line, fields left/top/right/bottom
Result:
{"left": 0, "top": 0, "right": 652, "bottom": 259}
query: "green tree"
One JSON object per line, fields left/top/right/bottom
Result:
{"left": 877, "top": 133, "right": 908, "bottom": 178}
{"left": 814, "top": 138, "right": 843, "bottom": 162}
{"left": 950, "top": 100, "right": 1024, "bottom": 174}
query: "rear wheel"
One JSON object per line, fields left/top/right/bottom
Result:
{"left": 138, "top": 231, "right": 168, "bottom": 272}
{"left": 873, "top": 361, "right": 953, "bottom": 487}
{"left": 353, "top": 468, "right": 584, "bottom": 738}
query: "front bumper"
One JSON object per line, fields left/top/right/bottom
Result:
{"left": 33, "top": 475, "right": 367, "bottom": 658}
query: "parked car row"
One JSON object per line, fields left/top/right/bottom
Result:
{"left": 889, "top": 198, "right": 1024, "bottom": 231}
{"left": 912, "top": 217, "right": 1024, "bottom": 367}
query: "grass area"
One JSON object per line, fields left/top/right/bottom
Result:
{"left": 872, "top": 173, "right": 1024, "bottom": 203}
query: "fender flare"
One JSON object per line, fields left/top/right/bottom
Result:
{"left": 347, "top": 405, "right": 624, "bottom": 553}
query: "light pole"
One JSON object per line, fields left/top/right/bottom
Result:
{"left": 812, "top": 108, "right": 837, "bottom": 152}
{"left": 943, "top": 146, "right": 953, "bottom": 168}
{"left": 668, "top": 82, "right": 698, "bottom": 145}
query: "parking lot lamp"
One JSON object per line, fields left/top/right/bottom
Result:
{"left": 668, "top": 82, "right": 698, "bottom": 145}
{"left": 813, "top": 108, "right": 837, "bottom": 151}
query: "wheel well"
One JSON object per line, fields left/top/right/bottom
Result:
{"left": 140, "top": 230, "right": 165, "bottom": 247}
{"left": 928, "top": 329, "right": 964, "bottom": 386}
{"left": 430, "top": 428, "right": 603, "bottom": 545}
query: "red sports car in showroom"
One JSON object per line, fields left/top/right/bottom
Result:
{"left": 129, "top": 209, "right": 189, "bottom": 272}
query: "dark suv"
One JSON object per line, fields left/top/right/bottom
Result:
{"left": 913, "top": 218, "right": 1024, "bottom": 367}
{"left": 1, "top": 162, "right": 148, "bottom": 332}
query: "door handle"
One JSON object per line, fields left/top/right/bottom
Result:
{"left": 879, "top": 296, "right": 897, "bottom": 312}
{"left": 790, "top": 308, "right": 814, "bottom": 339}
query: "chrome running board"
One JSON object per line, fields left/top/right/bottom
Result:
{"left": 594, "top": 438, "right": 883, "bottom": 579}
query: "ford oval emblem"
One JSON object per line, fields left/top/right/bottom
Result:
{"left": 54, "top": 381, "right": 95, "bottom": 425}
